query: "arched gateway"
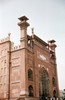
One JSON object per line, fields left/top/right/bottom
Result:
{"left": 39, "top": 67, "right": 49, "bottom": 99}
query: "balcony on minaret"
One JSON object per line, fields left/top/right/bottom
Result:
{"left": 18, "top": 16, "right": 30, "bottom": 29}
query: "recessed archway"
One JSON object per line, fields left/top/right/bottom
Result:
{"left": 39, "top": 67, "right": 49, "bottom": 99}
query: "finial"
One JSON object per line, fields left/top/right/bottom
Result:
{"left": 8, "top": 33, "right": 11, "bottom": 37}
{"left": 31, "top": 28, "right": 34, "bottom": 35}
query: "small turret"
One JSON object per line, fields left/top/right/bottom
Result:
{"left": 48, "top": 40, "right": 57, "bottom": 52}
{"left": 18, "top": 16, "right": 30, "bottom": 40}
{"left": 48, "top": 40, "right": 57, "bottom": 60}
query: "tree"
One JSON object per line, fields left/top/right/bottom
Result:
{"left": 63, "top": 89, "right": 65, "bottom": 100}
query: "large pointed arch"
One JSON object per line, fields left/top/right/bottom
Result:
{"left": 39, "top": 67, "right": 49, "bottom": 98}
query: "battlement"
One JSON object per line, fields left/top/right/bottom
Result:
{"left": 0, "top": 33, "right": 10, "bottom": 44}
{"left": 11, "top": 43, "right": 21, "bottom": 51}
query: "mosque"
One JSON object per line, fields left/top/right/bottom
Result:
{"left": 0, "top": 16, "right": 59, "bottom": 100}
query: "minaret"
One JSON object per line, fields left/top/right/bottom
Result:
{"left": 17, "top": 16, "right": 30, "bottom": 98}
{"left": 48, "top": 40, "right": 59, "bottom": 98}
{"left": 18, "top": 16, "right": 30, "bottom": 47}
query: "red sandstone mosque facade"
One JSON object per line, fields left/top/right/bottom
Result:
{"left": 0, "top": 16, "right": 59, "bottom": 100}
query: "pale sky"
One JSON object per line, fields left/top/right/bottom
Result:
{"left": 0, "top": 0, "right": 65, "bottom": 90}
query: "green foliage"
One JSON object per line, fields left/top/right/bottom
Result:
{"left": 62, "top": 89, "right": 65, "bottom": 100}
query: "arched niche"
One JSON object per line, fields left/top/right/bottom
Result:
{"left": 28, "top": 85, "right": 34, "bottom": 97}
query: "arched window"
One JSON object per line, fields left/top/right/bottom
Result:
{"left": 52, "top": 77, "right": 55, "bottom": 86}
{"left": 28, "top": 69, "right": 33, "bottom": 81}
{"left": 28, "top": 85, "right": 34, "bottom": 97}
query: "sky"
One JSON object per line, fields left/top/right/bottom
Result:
{"left": 0, "top": 0, "right": 65, "bottom": 90}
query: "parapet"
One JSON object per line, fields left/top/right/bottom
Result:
{"left": 0, "top": 35, "right": 10, "bottom": 44}
{"left": 11, "top": 43, "right": 22, "bottom": 51}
